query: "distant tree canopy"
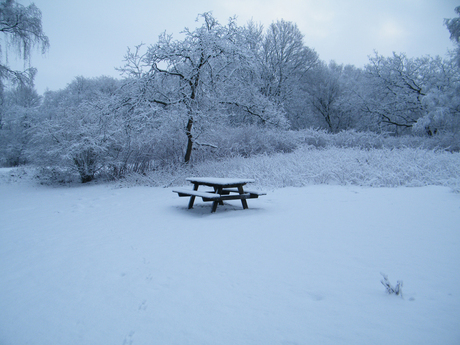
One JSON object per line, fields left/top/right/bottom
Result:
{"left": 1, "top": 9, "right": 460, "bottom": 182}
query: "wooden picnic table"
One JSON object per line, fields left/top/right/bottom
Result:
{"left": 173, "top": 177, "right": 265, "bottom": 213}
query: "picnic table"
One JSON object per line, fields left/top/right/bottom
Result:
{"left": 173, "top": 177, "right": 265, "bottom": 213}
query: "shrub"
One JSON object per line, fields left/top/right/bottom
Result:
{"left": 380, "top": 273, "right": 403, "bottom": 297}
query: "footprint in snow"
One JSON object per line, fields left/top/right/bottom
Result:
{"left": 138, "top": 299, "right": 147, "bottom": 311}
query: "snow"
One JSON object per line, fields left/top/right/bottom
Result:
{"left": 185, "top": 177, "right": 256, "bottom": 186}
{"left": 1, "top": 172, "right": 460, "bottom": 345}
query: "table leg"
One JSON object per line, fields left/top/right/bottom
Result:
{"left": 211, "top": 186, "right": 223, "bottom": 213}
{"left": 211, "top": 200, "right": 219, "bottom": 213}
{"left": 188, "top": 183, "right": 199, "bottom": 209}
{"left": 215, "top": 187, "right": 224, "bottom": 205}
{"left": 238, "top": 186, "right": 249, "bottom": 209}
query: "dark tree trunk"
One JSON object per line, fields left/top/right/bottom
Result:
{"left": 184, "top": 116, "right": 194, "bottom": 163}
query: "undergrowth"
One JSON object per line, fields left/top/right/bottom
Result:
{"left": 117, "top": 145, "right": 460, "bottom": 192}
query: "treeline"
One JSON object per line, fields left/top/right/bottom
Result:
{"left": 1, "top": 11, "right": 459, "bottom": 183}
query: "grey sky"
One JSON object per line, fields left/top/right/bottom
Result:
{"left": 14, "top": 0, "right": 460, "bottom": 94}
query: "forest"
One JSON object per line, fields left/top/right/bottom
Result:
{"left": 1, "top": 3, "right": 460, "bottom": 184}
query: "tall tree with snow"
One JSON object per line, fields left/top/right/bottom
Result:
{"left": 119, "top": 12, "right": 287, "bottom": 163}
{"left": 259, "top": 20, "right": 318, "bottom": 127}
{"left": 0, "top": 0, "right": 48, "bottom": 166}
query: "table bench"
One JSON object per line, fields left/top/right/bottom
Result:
{"left": 173, "top": 177, "right": 265, "bottom": 213}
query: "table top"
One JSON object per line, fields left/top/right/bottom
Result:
{"left": 186, "top": 177, "right": 255, "bottom": 187}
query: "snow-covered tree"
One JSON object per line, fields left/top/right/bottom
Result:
{"left": 0, "top": 0, "right": 49, "bottom": 87}
{"left": 298, "top": 61, "right": 365, "bottom": 132}
{"left": 363, "top": 52, "right": 429, "bottom": 133}
{"left": 119, "top": 12, "right": 288, "bottom": 163}
{"left": 363, "top": 52, "right": 460, "bottom": 135}
{"left": 413, "top": 56, "right": 460, "bottom": 135}
{"left": 258, "top": 20, "right": 318, "bottom": 127}
{"left": 260, "top": 20, "right": 318, "bottom": 103}
{"left": 0, "top": 0, "right": 48, "bottom": 166}
{"left": 0, "top": 82, "right": 41, "bottom": 166}
{"left": 445, "top": 6, "right": 460, "bottom": 67}
{"left": 31, "top": 76, "right": 122, "bottom": 182}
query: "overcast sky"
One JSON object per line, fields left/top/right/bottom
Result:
{"left": 13, "top": 0, "right": 460, "bottom": 94}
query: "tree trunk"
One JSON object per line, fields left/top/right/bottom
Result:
{"left": 184, "top": 116, "right": 193, "bottom": 163}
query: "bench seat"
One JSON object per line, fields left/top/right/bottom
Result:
{"left": 221, "top": 188, "right": 267, "bottom": 197}
{"left": 173, "top": 188, "right": 254, "bottom": 200}
{"left": 172, "top": 188, "right": 221, "bottom": 200}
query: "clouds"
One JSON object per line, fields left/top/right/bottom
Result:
{"left": 15, "top": 0, "right": 459, "bottom": 94}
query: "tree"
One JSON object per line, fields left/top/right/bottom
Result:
{"left": 259, "top": 20, "right": 318, "bottom": 127}
{"left": 305, "top": 62, "right": 341, "bottom": 132}
{"left": 260, "top": 20, "right": 318, "bottom": 103}
{"left": 119, "top": 12, "right": 287, "bottom": 163}
{"left": 0, "top": 83, "right": 41, "bottom": 166}
{"left": 362, "top": 52, "right": 460, "bottom": 135}
{"left": 6, "top": 81, "right": 40, "bottom": 107}
{"left": 0, "top": 0, "right": 49, "bottom": 86}
{"left": 445, "top": 6, "right": 460, "bottom": 67}
{"left": 413, "top": 56, "right": 460, "bottom": 135}
{"left": 363, "top": 52, "right": 429, "bottom": 133}
{"left": 304, "top": 61, "right": 364, "bottom": 132}
{"left": 0, "top": 0, "right": 48, "bottom": 164}
{"left": 31, "top": 76, "right": 122, "bottom": 182}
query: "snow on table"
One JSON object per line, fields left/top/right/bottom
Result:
{"left": 186, "top": 177, "right": 256, "bottom": 186}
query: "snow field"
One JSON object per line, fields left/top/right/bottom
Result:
{"left": 1, "top": 177, "right": 459, "bottom": 344}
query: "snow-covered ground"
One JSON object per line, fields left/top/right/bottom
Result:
{"left": 1, "top": 169, "right": 459, "bottom": 345}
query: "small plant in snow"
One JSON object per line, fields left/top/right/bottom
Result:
{"left": 381, "top": 273, "right": 403, "bottom": 297}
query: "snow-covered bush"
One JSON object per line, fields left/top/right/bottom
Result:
{"left": 210, "top": 126, "right": 301, "bottom": 158}
{"left": 30, "top": 99, "right": 117, "bottom": 183}
{"left": 126, "top": 144, "right": 460, "bottom": 192}
{"left": 294, "top": 128, "right": 460, "bottom": 152}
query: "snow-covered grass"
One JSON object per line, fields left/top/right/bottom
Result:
{"left": 120, "top": 146, "right": 460, "bottom": 192}
{"left": 1, "top": 147, "right": 460, "bottom": 344}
